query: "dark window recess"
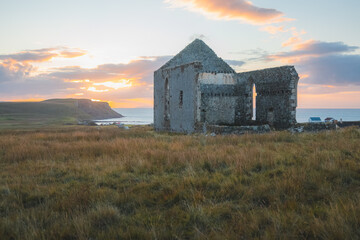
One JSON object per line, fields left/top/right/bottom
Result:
{"left": 179, "top": 90, "right": 183, "bottom": 107}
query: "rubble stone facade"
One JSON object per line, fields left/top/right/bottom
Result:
{"left": 154, "top": 39, "right": 300, "bottom": 133}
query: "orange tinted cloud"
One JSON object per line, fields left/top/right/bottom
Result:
{"left": 282, "top": 37, "right": 301, "bottom": 47}
{"left": 59, "top": 50, "right": 87, "bottom": 58}
{"left": 0, "top": 47, "right": 87, "bottom": 63}
{"left": 298, "top": 74, "right": 309, "bottom": 80}
{"left": 292, "top": 40, "right": 317, "bottom": 51}
{"left": 165, "top": 0, "right": 292, "bottom": 24}
{"left": 276, "top": 27, "right": 307, "bottom": 47}
{"left": 261, "top": 26, "right": 287, "bottom": 34}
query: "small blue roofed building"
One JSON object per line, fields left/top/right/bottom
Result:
{"left": 309, "top": 117, "right": 322, "bottom": 123}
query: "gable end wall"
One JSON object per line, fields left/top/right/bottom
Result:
{"left": 154, "top": 62, "right": 202, "bottom": 133}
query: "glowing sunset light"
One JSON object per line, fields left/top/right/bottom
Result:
{"left": 299, "top": 74, "right": 309, "bottom": 79}
{"left": 93, "top": 80, "right": 132, "bottom": 89}
{"left": 68, "top": 79, "right": 91, "bottom": 83}
{"left": 87, "top": 87, "right": 109, "bottom": 93}
{"left": 109, "top": 98, "right": 153, "bottom": 108}
{"left": 323, "top": 85, "right": 336, "bottom": 89}
{"left": 298, "top": 91, "right": 360, "bottom": 108}
{"left": 91, "top": 99, "right": 101, "bottom": 102}
{"left": 6, "top": 98, "right": 46, "bottom": 102}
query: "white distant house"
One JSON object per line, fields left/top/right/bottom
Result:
{"left": 309, "top": 117, "right": 322, "bottom": 123}
{"left": 324, "top": 117, "right": 335, "bottom": 123}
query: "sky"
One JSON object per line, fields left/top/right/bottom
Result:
{"left": 0, "top": 0, "right": 359, "bottom": 108}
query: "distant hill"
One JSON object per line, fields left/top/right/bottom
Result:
{"left": 42, "top": 99, "right": 123, "bottom": 120}
{"left": 0, "top": 99, "right": 123, "bottom": 128}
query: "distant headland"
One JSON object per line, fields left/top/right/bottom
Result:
{"left": 0, "top": 99, "right": 122, "bottom": 129}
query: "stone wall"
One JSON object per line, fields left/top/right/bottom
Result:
{"left": 155, "top": 63, "right": 299, "bottom": 133}
{"left": 197, "top": 73, "right": 250, "bottom": 126}
{"left": 198, "top": 73, "right": 235, "bottom": 125}
{"left": 154, "top": 62, "right": 202, "bottom": 133}
{"left": 238, "top": 66, "right": 299, "bottom": 129}
{"left": 199, "top": 84, "right": 237, "bottom": 125}
{"left": 207, "top": 124, "right": 271, "bottom": 135}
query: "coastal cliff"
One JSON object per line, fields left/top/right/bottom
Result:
{"left": 0, "top": 99, "right": 123, "bottom": 128}
{"left": 42, "top": 99, "right": 123, "bottom": 120}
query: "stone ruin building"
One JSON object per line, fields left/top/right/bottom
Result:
{"left": 154, "top": 39, "right": 299, "bottom": 133}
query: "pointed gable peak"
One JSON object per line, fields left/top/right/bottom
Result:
{"left": 160, "top": 39, "right": 235, "bottom": 73}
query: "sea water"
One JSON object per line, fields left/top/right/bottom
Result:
{"left": 102, "top": 108, "right": 153, "bottom": 125}
{"left": 98, "top": 108, "right": 360, "bottom": 125}
{"left": 297, "top": 109, "right": 360, "bottom": 123}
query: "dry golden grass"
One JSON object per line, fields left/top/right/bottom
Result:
{"left": 0, "top": 126, "right": 359, "bottom": 239}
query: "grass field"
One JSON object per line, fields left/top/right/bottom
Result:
{"left": 0, "top": 102, "right": 78, "bottom": 129}
{"left": 0, "top": 126, "right": 359, "bottom": 239}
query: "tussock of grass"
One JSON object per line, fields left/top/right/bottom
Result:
{"left": 0, "top": 126, "right": 359, "bottom": 239}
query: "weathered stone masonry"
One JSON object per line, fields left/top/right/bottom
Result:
{"left": 154, "top": 39, "right": 300, "bottom": 133}
{"left": 238, "top": 66, "right": 299, "bottom": 128}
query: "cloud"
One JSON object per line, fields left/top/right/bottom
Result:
{"left": 293, "top": 40, "right": 358, "bottom": 54}
{"left": 0, "top": 47, "right": 86, "bottom": 83}
{"left": 165, "top": 0, "right": 292, "bottom": 24}
{"left": 59, "top": 51, "right": 87, "bottom": 58}
{"left": 225, "top": 59, "right": 245, "bottom": 67}
{"left": 263, "top": 40, "right": 360, "bottom": 87}
{"left": 0, "top": 59, "right": 34, "bottom": 82}
{"left": 0, "top": 47, "right": 87, "bottom": 63}
{"left": 261, "top": 26, "right": 287, "bottom": 34}
{"left": 282, "top": 37, "right": 301, "bottom": 47}
{"left": 269, "top": 40, "right": 359, "bottom": 63}
{"left": 0, "top": 50, "right": 171, "bottom": 107}
{"left": 229, "top": 48, "right": 269, "bottom": 61}
{"left": 0, "top": 74, "right": 76, "bottom": 98}
{"left": 49, "top": 56, "right": 171, "bottom": 84}
{"left": 297, "top": 54, "right": 360, "bottom": 86}
{"left": 189, "top": 34, "right": 208, "bottom": 41}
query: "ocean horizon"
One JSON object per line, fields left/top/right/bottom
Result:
{"left": 96, "top": 108, "right": 360, "bottom": 125}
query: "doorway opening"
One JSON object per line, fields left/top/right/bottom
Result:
{"left": 268, "top": 107, "right": 274, "bottom": 125}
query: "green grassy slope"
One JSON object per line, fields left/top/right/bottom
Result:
{"left": 0, "top": 99, "right": 122, "bottom": 129}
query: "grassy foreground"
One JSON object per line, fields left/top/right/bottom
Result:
{"left": 0, "top": 126, "right": 359, "bottom": 239}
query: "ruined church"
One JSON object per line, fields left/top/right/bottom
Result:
{"left": 154, "top": 39, "right": 299, "bottom": 133}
